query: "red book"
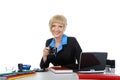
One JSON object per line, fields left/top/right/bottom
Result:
{"left": 50, "top": 67, "right": 73, "bottom": 74}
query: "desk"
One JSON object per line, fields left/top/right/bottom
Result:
{"left": 4, "top": 70, "right": 120, "bottom": 80}
{"left": 15, "top": 71, "right": 79, "bottom": 80}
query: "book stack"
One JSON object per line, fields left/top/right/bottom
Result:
{"left": 0, "top": 70, "right": 36, "bottom": 80}
{"left": 50, "top": 67, "right": 73, "bottom": 74}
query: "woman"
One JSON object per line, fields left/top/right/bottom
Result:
{"left": 40, "top": 15, "right": 82, "bottom": 70}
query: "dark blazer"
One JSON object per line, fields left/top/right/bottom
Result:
{"left": 40, "top": 37, "right": 82, "bottom": 70}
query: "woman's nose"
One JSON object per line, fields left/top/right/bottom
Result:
{"left": 55, "top": 26, "right": 59, "bottom": 31}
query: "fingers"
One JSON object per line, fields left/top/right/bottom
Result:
{"left": 43, "top": 47, "right": 50, "bottom": 57}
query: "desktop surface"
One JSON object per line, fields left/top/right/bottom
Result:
{"left": 1, "top": 68, "right": 118, "bottom": 80}
{"left": 1, "top": 70, "right": 119, "bottom": 80}
{"left": 15, "top": 71, "right": 79, "bottom": 80}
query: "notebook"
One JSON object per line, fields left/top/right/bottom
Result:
{"left": 50, "top": 66, "right": 73, "bottom": 74}
{"left": 78, "top": 52, "right": 108, "bottom": 74}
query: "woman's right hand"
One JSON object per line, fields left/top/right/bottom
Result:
{"left": 42, "top": 47, "right": 50, "bottom": 62}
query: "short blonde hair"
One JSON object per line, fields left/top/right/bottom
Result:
{"left": 49, "top": 15, "right": 67, "bottom": 30}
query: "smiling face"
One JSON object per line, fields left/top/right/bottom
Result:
{"left": 51, "top": 22, "right": 65, "bottom": 39}
{"left": 49, "top": 15, "right": 67, "bottom": 39}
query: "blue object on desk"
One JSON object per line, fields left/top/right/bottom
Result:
{"left": 18, "top": 63, "right": 31, "bottom": 72}
{"left": 22, "top": 65, "right": 31, "bottom": 70}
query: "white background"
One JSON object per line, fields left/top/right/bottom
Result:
{"left": 0, "top": 0, "right": 120, "bottom": 74}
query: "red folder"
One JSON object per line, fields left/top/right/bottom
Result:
{"left": 78, "top": 73, "right": 120, "bottom": 80}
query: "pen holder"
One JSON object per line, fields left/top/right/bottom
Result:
{"left": 18, "top": 63, "right": 23, "bottom": 72}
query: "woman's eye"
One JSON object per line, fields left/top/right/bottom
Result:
{"left": 52, "top": 25, "right": 56, "bottom": 27}
{"left": 59, "top": 26, "right": 63, "bottom": 28}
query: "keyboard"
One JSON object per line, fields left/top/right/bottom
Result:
{"left": 77, "top": 70, "right": 104, "bottom": 74}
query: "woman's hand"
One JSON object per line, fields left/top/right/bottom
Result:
{"left": 42, "top": 47, "right": 50, "bottom": 62}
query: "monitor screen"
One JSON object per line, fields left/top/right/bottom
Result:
{"left": 79, "top": 52, "right": 108, "bottom": 71}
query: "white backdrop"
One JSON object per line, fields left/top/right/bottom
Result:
{"left": 0, "top": 0, "right": 120, "bottom": 74}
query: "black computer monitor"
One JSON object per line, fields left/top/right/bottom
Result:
{"left": 79, "top": 52, "right": 108, "bottom": 71}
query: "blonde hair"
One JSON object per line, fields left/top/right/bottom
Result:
{"left": 49, "top": 15, "right": 67, "bottom": 30}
